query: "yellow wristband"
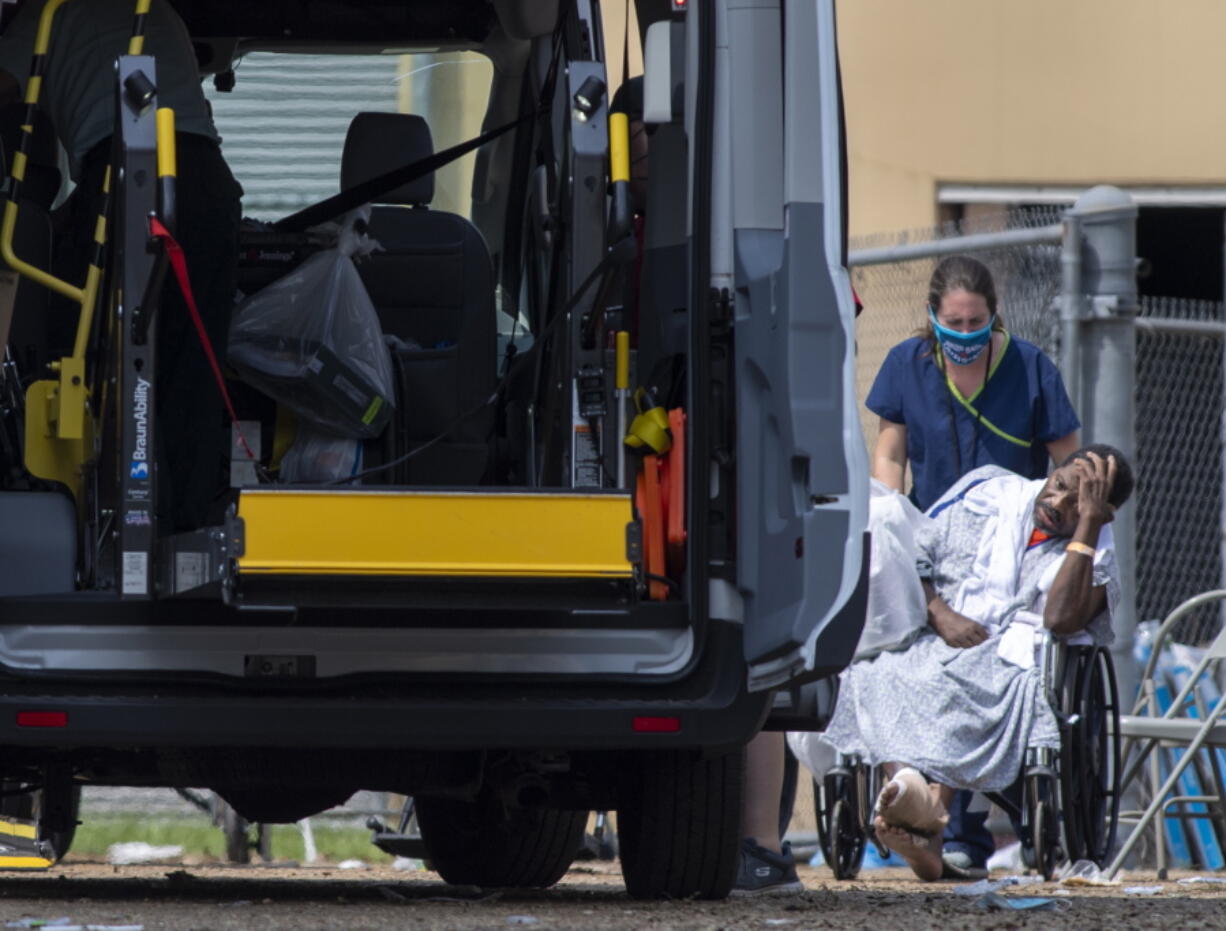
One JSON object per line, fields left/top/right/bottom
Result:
{"left": 1066, "top": 541, "right": 1096, "bottom": 558}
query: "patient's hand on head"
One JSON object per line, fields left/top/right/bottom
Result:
{"left": 1073, "top": 451, "right": 1117, "bottom": 531}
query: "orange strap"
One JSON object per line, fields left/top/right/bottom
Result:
{"left": 663, "top": 408, "right": 687, "bottom": 576}
{"left": 148, "top": 216, "right": 255, "bottom": 462}
{"left": 637, "top": 454, "right": 667, "bottom": 600}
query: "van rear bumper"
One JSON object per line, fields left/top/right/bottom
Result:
{"left": 0, "top": 620, "right": 769, "bottom": 752}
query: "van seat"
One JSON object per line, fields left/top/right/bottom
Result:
{"left": 341, "top": 112, "right": 495, "bottom": 485}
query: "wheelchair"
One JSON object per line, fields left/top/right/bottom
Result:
{"left": 815, "top": 635, "right": 1121, "bottom": 880}
{"left": 814, "top": 752, "right": 882, "bottom": 879}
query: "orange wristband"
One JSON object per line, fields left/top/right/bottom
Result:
{"left": 1066, "top": 541, "right": 1096, "bottom": 558}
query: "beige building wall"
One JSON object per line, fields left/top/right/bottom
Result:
{"left": 837, "top": 0, "right": 1226, "bottom": 237}
{"left": 602, "top": 1, "right": 644, "bottom": 94}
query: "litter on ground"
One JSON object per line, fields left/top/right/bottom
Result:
{"left": 105, "top": 842, "right": 185, "bottom": 866}
{"left": 953, "top": 875, "right": 1043, "bottom": 896}
{"left": 1059, "top": 859, "right": 1120, "bottom": 886}
{"left": 974, "top": 892, "right": 1068, "bottom": 912}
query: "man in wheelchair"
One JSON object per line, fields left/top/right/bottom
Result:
{"left": 820, "top": 444, "right": 1133, "bottom": 880}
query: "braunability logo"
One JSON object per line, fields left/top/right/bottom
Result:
{"left": 131, "top": 376, "right": 151, "bottom": 480}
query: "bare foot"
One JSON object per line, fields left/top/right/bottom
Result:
{"left": 873, "top": 815, "right": 944, "bottom": 881}
{"left": 875, "top": 767, "right": 949, "bottom": 836}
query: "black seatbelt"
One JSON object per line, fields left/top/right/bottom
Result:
{"left": 273, "top": 113, "right": 530, "bottom": 233}
{"left": 276, "top": 9, "right": 570, "bottom": 234}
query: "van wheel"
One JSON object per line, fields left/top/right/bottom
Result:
{"left": 415, "top": 797, "right": 587, "bottom": 888}
{"left": 617, "top": 748, "right": 744, "bottom": 900}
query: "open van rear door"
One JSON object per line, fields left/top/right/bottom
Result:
{"left": 704, "top": 0, "right": 868, "bottom": 691}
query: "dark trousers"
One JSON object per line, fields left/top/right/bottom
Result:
{"left": 73, "top": 133, "right": 242, "bottom": 532}
{"left": 943, "top": 782, "right": 1027, "bottom": 867}
{"left": 942, "top": 789, "right": 994, "bottom": 866}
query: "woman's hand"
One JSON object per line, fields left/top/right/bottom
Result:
{"left": 1074, "top": 451, "right": 1117, "bottom": 531}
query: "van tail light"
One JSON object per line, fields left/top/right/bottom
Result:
{"left": 16, "top": 711, "right": 68, "bottom": 728}
{"left": 633, "top": 715, "right": 680, "bottom": 733}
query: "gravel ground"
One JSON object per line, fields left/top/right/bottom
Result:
{"left": 0, "top": 859, "right": 1221, "bottom": 930}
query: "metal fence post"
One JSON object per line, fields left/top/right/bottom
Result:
{"left": 1059, "top": 213, "right": 1083, "bottom": 415}
{"left": 1069, "top": 185, "right": 1139, "bottom": 702}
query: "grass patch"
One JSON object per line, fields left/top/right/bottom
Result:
{"left": 70, "top": 815, "right": 394, "bottom": 864}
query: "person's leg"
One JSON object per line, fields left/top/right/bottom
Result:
{"left": 777, "top": 744, "right": 799, "bottom": 843}
{"left": 733, "top": 731, "right": 803, "bottom": 896}
{"left": 942, "top": 790, "right": 994, "bottom": 874}
{"left": 744, "top": 731, "right": 785, "bottom": 852}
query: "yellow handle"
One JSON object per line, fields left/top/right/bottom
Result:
{"left": 33, "top": 0, "right": 72, "bottom": 57}
{"left": 1, "top": 201, "right": 84, "bottom": 304}
{"left": 5, "top": 0, "right": 99, "bottom": 455}
{"left": 156, "top": 108, "right": 177, "bottom": 177}
{"left": 615, "top": 331, "right": 630, "bottom": 391}
{"left": 609, "top": 112, "right": 630, "bottom": 184}
{"left": 3, "top": 0, "right": 87, "bottom": 305}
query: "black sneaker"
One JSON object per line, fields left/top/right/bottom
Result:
{"left": 731, "top": 839, "right": 804, "bottom": 896}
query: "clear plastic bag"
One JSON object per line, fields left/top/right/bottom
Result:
{"left": 279, "top": 427, "right": 363, "bottom": 484}
{"left": 228, "top": 208, "right": 394, "bottom": 439}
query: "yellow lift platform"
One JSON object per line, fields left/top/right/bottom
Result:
{"left": 0, "top": 819, "right": 54, "bottom": 870}
{"left": 236, "top": 489, "right": 637, "bottom": 581}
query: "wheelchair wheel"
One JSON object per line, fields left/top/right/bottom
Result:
{"left": 817, "top": 768, "right": 867, "bottom": 880}
{"left": 828, "top": 797, "right": 866, "bottom": 879}
{"left": 1031, "top": 796, "right": 1059, "bottom": 881}
{"left": 1059, "top": 646, "right": 1121, "bottom": 864}
{"left": 815, "top": 778, "right": 834, "bottom": 868}
{"left": 1023, "top": 765, "right": 1063, "bottom": 881}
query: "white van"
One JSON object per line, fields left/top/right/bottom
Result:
{"left": 0, "top": 0, "right": 865, "bottom": 898}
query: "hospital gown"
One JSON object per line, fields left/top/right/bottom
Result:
{"left": 821, "top": 467, "right": 1119, "bottom": 791}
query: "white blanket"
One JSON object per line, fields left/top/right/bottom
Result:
{"left": 944, "top": 473, "right": 1114, "bottom": 668}
{"left": 945, "top": 473, "right": 1044, "bottom": 630}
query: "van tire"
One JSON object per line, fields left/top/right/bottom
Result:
{"left": 415, "top": 797, "right": 587, "bottom": 889}
{"left": 617, "top": 748, "right": 744, "bottom": 900}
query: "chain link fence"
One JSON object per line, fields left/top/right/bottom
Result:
{"left": 848, "top": 206, "right": 1226, "bottom": 647}
{"left": 1135, "top": 297, "right": 1226, "bottom": 643}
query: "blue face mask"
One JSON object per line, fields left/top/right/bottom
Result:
{"left": 929, "top": 308, "right": 994, "bottom": 365}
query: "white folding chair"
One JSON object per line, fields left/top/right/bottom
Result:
{"left": 1107, "top": 590, "right": 1226, "bottom": 879}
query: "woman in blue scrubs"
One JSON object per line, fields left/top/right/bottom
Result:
{"left": 865, "top": 254, "right": 1080, "bottom": 878}
{"left": 868, "top": 255, "right": 1080, "bottom": 512}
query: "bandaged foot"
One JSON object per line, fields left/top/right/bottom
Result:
{"left": 874, "top": 767, "right": 949, "bottom": 838}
